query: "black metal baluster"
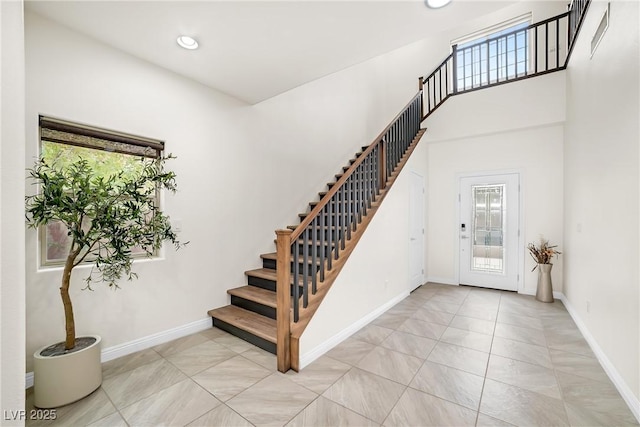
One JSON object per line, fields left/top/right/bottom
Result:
{"left": 312, "top": 216, "right": 317, "bottom": 294}
{"left": 485, "top": 40, "right": 490, "bottom": 85}
{"left": 462, "top": 47, "right": 466, "bottom": 90}
{"left": 302, "top": 227, "right": 309, "bottom": 308}
{"left": 319, "top": 205, "right": 326, "bottom": 281}
{"left": 367, "top": 152, "right": 373, "bottom": 208}
{"left": 496, "top": 40, "right": 500, "bottom": 81}
{"left": 356, "top": 163, "right": 360, "bottom": 223}
{"left": 292, "top": 240, "right": 299, "bottom": 322}
{"left": 374, "top": 144, "right": 380, "bottom": 195}
{"left": 513, "top": 33, "right": 518, "bottom": 78}
{"left": 533, "top": 25, "right": 538, "bottom": 73}
{"left": 327, "top": 198, "right": 333, "bottom": 269}
{"left": 391, "top": 128, "right": 395, "bottom": 174}
{"left": 471, "top": 45, "right": 475, "bottom": 87}
{"left": 506, "top": 35, "right": 510, "bottom": 79}
{"left": 525, "top": 29, "right": 529, "bottom": 75}
{"left": 357, "top": 163, "right": 362, "bottom": 224}
{"left": 333, "top": 192, "right": 340, "bottom": 260}
{"left": 545, "top": 22, "right": 549, "bottom": 71}
{"left": 556, "top": 20, "right": 560, "bottom": 68}
{"left": 444, "top": 61, "right": 448, "bottom": 99}
{"left": 390, "top": 125, "right": 396, "bottom": 175}
{"left": 426, "top": 79, "right": 431, "bottom": 114}
{"left": 452, "top": 44, "right": 458, "bottom": 94}
{"left": 340, "top": 184, "right": 346, "bottom": 250}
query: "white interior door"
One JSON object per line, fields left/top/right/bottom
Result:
{"left": 459, "top": 173, "right": 519, "bottom": 291}
{"left": 409, "top": 172, "right": 425, "bottom": 290}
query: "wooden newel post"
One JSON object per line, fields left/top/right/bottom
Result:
{"left": 275, "top": 229, "right": 292, "bottom": 373}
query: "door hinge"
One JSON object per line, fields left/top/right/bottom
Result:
{"left": 517, "top": 274, "right": 520, "bottom": 281}
{"left": 518, "top": 229, "right": 520, "bottom": 237}
{"left": 458, "top": 194, "right": 461, "bottom": 202}
{"left": 422, "top": 269, "right": 424, "bottom": 274}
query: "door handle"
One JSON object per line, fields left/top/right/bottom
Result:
{"left": 460, "top": 235, "right": 469, "bottom": 239}
{"left": 410, "top": 237, "right": 417, "bottom": 241}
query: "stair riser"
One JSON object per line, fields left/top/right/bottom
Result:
{"left": 211, "top": 318, "right": 276, "bottom": 355}
{"left": 230, "top": 295, "right": 276, "bottom": 320}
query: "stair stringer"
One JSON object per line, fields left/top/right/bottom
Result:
{"left": 288, "top": 128, "right": 427, "bottom": 370}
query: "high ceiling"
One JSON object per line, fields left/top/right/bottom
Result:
{"left": 25, "top": 1, "right": 520, "bottom": 104}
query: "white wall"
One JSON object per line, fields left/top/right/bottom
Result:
{"left": 424, "top": 73, "right": 566, "bottom": 294}
{"left": 1, "top": 0, "right": 27, "bottom": 421}
{"left": 300, "top": 136, "right": 428, "bottom": 362}
{"left": 563, "top": 0, "right": 639, "bottom": 405}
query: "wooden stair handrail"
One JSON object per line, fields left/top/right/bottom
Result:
{"left": 289, "top": 90, "right": 423, "bottom": 243}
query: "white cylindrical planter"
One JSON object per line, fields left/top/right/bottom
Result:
{"left": 33, "top": 335, "right": 102, "bottom": 408}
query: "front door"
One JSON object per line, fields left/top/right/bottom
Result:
{"left": 459, "top": 173, "right": 520, "bottom": 291}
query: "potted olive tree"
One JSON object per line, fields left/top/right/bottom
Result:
{"left": 25, "top": 154, "right": 185, "bottom": 408}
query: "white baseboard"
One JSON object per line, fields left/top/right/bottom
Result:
{"left": 298, "top": 290, "right": 409, "bottom": 369}
{"left": 25, "top": 372, "right": 34, "bottom": 389}
{"left": 425, "top": 277, "right": 458, "bottom": 286}
{"left": 26, "top": 317, "right": 212, "bottom": 389}
{"left": 555, "top": 292, "right": 640, "bottom": 423}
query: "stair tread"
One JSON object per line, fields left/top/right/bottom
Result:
{"left": 246, "top": 267, "right": 306, "bottom": 285}
{"left": 207, "top": 305, "right": 276, "bottom": 343}
{"left": 227, "top": 285, "right": 277, "bottom": 308}
{"left": 245, "top": 268, "right": 279, "bottom": 281}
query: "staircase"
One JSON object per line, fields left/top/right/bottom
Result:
{"left": 207, "top": 126, "right": 425, "bottom": 359}
{"left": 208, "top": 0, "right": 591, "bottom": 373}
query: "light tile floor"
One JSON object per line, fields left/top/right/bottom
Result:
{"left": 26, "top": 283, "right": 639, "bottom": 426}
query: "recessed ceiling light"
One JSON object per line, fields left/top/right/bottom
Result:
{"left": 425, "top": 0, "right": 452, "bottom": 8}
{"left": 176, "top": 35, "right": 199, "bottom": 50}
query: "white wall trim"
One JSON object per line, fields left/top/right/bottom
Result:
{"left": 556, "top": 292, "right": 640, "bottom": 423}
{"left": 26, "top": 317, "right": 211, "bottom": 389}
{"left": 298, "top": 291, "right": 409, "bottom": 370}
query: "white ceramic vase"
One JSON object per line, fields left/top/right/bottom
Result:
{"left": 535, "top": 264, "right": 554, "bottom": 303}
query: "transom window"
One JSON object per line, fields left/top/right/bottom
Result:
{"left": 453, "top": 15, "right": 531, "bottom": 91}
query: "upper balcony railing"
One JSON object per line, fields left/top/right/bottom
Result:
{"left": 421, "top": 0, "right": 590, "bottom": 119}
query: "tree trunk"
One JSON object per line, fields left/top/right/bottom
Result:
{"left": 61, "top": 253, "right": 76, "bottom": 350}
